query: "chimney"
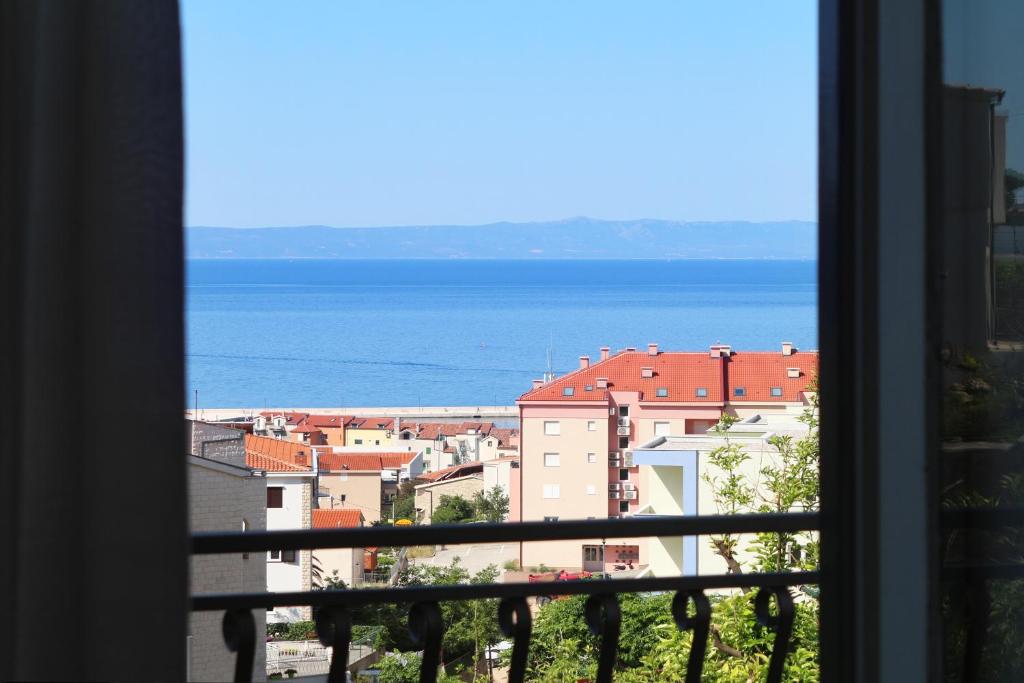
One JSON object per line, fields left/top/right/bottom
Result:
{"left": 579, "top": 355, "right": 590, "bottom": 369}
{"left": 710, "top": 344, "right": 732, "bottom": 358}
{"left": 532, "top": 379, "right": 544, "bottom": 389}
{"left": 782, "top": 341, "right": 794, "bottom": 356}
{"left": 641, "top": 367, "right": 654, "bottom": 378}
{"left": 626, "top": 346, "right": 637, "bottom": 352}
{"left": 647, "top": 343, "right": 658, "bottom": 356}
{"left": 710, "top": 345, "right": 722, "bottom": 358}
{"left": 787, "top": 367, "right": 801, "bottom": 378}
{"left": 596, "top": 377, "right": 608, "bottom": 389}
{"left": 600, "top": 346, "right": 610, "bottom": 361}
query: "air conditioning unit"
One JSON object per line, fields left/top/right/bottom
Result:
{"left": 608, "top": 482, "right": 622, "bottom": 491}
{"left": 609, "top": 459, "right": 622, "bottom": 468}
{"left": 609, "top": 407, "right": 616, "bottom": 416}
{"left": 617, "top": 417, "right": 629, "bottom": 427}
{"left": 609, "top": 491, "right": 622, "bottom": 500}
{"left": 622, "top": 452, "right": 634, "bottom": 467}
{"left": 622, "top": 482, "right": 636, "bottom": 492}
{"left": 617, "top": 426, "right": 630, "bottom": 436}
{"left": 624, "top": 490, "right": 638, "bottom": 500}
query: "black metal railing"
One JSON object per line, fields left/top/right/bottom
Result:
{"left": 192, "top": 513, "right": 819, "bottom": 683}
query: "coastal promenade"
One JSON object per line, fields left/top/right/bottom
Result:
{"left": 187, "top": 405, "right": 519, "bottom": 423}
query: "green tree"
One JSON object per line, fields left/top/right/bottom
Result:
{"left": 392, "top": 480, "right": 418, "bottom": 523}
{"left": 472, "top": 485, "right": 510, "bottom": 522}
{"left": 430, "top": 494, "right": 475, "bottom": 524}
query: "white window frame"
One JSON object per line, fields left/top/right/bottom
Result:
{"left": 654, "top": 421, "right": 671, "bottom": 437}
{"left": 542, "top": 484, "right": 560, "bottom": 499}
{"left": 587, "top": 452, "right": 597, "bottom": 464}
{"left": 543, "top": 421, "right": 560, "bottom": 436}
{"left": 587, "top": 420, "right": 596, "bottom": 431}
{"left": 586, "top": 484, "right": 596, "bottom": 495}
{"left": 544, "top": 452, "right": 560, "bottom": 467}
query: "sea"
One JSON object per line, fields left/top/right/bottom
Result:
{"left": 186, "top": 259, "right": 817, "bottom": 408}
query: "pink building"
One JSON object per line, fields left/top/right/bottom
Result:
{"left": 516, "top": 342, "right": 818, "bottom": 570}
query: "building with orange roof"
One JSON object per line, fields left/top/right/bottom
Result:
{"left": 311, "top": 509, "right": 366, "bottom": 588}
{"left": 315, "top": 449, "right": 424, "bottom": 523}
{"left": 516, "top": 342, "right": 817, "bottom": 570}
{"left": 291, "top": 414, "right": 350, "bottom": 446}
{"left": 244, "top": 434, "right": 316, "bottom": 622}
{"left": 394, "top": 420, "right": 514, "bottom": 471}
{"left": 343, "top": 416, "right": 395, "bottom": 447}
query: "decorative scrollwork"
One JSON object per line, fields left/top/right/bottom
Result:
{"left": 585, "top": 593, "right": 621, "bottom": 683}
{"left": 221, "top": 608, "right": 255, "bottom": 683}
{"left": 672, "top": 589, "right": 711, "bottom": 683}
{"left": 498, "top": 596, "right": 533, "bottom": 683}
{"left": 409, "top": 601, "right": 443, "bottom": 683}
{"left": 317, "top": 606, "right": 352, "bottom": 683}
{"left": 755, "top": 586, "right": 796, "bottom": 683}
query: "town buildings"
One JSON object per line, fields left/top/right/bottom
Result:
{"left": 516, "top": 342, "right": 817, "bottom": 570}
{"left": 316, "top": 450, "right": 424, "bottom": 522}
{"left": 311, "top": 508, "right": 366, "bottom": 588}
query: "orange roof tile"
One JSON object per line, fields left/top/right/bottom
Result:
{"left": 303, "top": 414, "right": 350, "bottom": 429}
{"left": 347, "top": 417, "right": 395, "bottom": 431}
{"left": 417, "top": 461, "right": 483, "bottom": 482}
{"left": 246, "top": 452, "right": 309, "bottom": 472}
{"left": 260, "top": 411, "right": 309, "bottom": 426}
{"left": 517, "top": 347, "right": 817, "bottom": 404}
{"left": 245, "top": 434, "right": 314, "bottom": 470}
{"left": 318, "top": 452, "right": 417, "bottom": 472}
{"left": 312, "top": 508, "right": 364, "bottom": 529}
{"left": 726, "top": 351, "right": 818, "bottom": 402}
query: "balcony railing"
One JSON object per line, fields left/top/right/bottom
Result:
{"left": 192, "top": 512, "right": 819, "bottom": 683}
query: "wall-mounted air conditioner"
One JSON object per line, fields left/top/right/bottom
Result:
{"left": 617, "top": 426, "right": 630, "bottom": 436}
{"left": 622, "top": 482, "right": 636, "bottom": 492}
{"left": 609, "top": 491, "right": 622, "bottom": 500}
{"left": 622, "top": 452, "right": 634, "bottom": 467}
{"left": 624, "top": 490, "right": 638, "bottom": 500}
{"left": 617, "top": 417, "right": 629, "bottom": 427}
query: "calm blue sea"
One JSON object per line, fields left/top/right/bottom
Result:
{"left": 186, "top": 259, "right": 818, "bottom": 408}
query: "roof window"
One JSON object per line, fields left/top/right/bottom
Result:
{"left": 584, "top": 385, "right": 594, "bottom": 392}
{"left": 656, "top": 387, "right": 668, "bottom": 397}
{"left": 695, "top": 388, "right": 708, "bottom": 398}
{"left": 563, "top": 387, "right": 575, "bottom": 396}
{"left": 734, "top": 387, "right": 746, "bottom": 397}
{"left": 770, "top": 387, "right": 783, "bottom": 397}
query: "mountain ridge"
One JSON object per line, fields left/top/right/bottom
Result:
{"left": 186, "top": 218, "right": 816, "bottom": 259}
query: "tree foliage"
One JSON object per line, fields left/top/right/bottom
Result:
{"left": 472, "top": 485, "right": 510, "bottom": 522}
{"left": 430, "top": 494, "right": 476, "bottom": 524}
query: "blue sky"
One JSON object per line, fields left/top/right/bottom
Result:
{"left": 181, "top": 1, "right": 817, "bottom": 227}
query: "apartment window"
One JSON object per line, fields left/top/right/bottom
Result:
{"left": 543, "top": 421, "right": 560, "bottom": 435}
{"left": 542, "top": 484, "right": 560, "bottom": 499}
{"left": 374, "top": 440, "right": 380, "bottom": 445}
{"left": 426, "top": 447, "right": 432, "bottom": 454}
{"left": 587, "top": 420, "right": 596, "bottom": 431}
{"left": 586, "top": 484, "right": 596, "bottom": 495}
{"left": 734, "top": 387, "right": 746, "bottom": 397}
{"left": 695, "top": 387, "right": 708, "bottom": 398}
{"left": 544, "top": 452, "right": 560, "bottom": 467}
{"left": 656, "top": 387, "right": 668, "bottom": 397}
{"left": 543, "top": 516, "right": 559, "bottom": 523}
{"left": 487, "top": 440, "right": 493, "bottom": 446}
{"left": 619, "top": 405, "right": 629, "bottom": 417}
{"left": 340, "top": 494, "right": 347, "bottom": 502}
{"left": 354, "top": 438, "right": 363, "bottom": 445}
{"left": 619, "top": 501, "right": 629, "bottom": 513}
{"left": 770, "top": 387, "right": 783, "bottom": 397}
{"left": 583, "top": 546, "right": 603, "bottom": 562}
{"left": 619, "top": 469, "right": 629, "bottom": 481}
{"left": 563, "top": 387, "right": 574, "bottom": 396}
{"left": 587, "top": 452, "right": 597, "bottom": 464}
{"left": 267, "top": 487, "right": 284, "bottom": 508}
{"left": 618, "top": 436, "right": 629, "bottom": 448}
{"left": 282, "top": 549, "right": 297, "bottom": 563}
{"left": 654, "top": 421, "right": 670, "bottom": 437}
{"left": 268, "top": 549, "right": 281, "bottom": 561}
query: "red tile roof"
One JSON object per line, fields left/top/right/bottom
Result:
{"left": 417, "top": 461, "right": 483, "bottom": 482}
{"left": 303, "top": 414, "right": 351, "bottom": 429}
{"left": 517, "top": 347, "right": 817, "bottom": 404}
{"left": 260, "top": 411, "right": 309, "bottom": 426}
{"left": 318, "top": 452, "right": 418, "bottom": 472}
{"left": 726, "top": 351, "right": 818, "bottom": 402}
{"left": 398, "top": 422, "right": 496, "bottom": 440}
{"left": 245, "top": 434, "right": 314, "bottom": 470}
{"left": 246, "top": 452, "right": 310, "bottom": 472}
{"left": 312, "top": 508, "right": 364, "bottom": 529}
{"left": 347, "top": 417, "right": 395, "bottom": 431}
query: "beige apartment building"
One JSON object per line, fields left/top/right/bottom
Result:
{"left": 517, "top": 342, "right": 818, "bottom": 570}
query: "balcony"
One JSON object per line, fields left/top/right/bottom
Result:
{"left": 192, "top": 512, "right": 818, "bottom": 683}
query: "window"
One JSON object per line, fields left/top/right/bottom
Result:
{"left": 656, "top": 387, "right": 668, "bottom": 397}
{"left": 770, "top": 387, "right": 783, "bottom": 397}
{"left": 619, "top": 405, "right": 629, "bottom": 417}
{"left": 587, "top": 452, "right": 597, "bottom": 463}
{"left": 563, "top": 387, "right": 574, "bottom": 396}
{"left": 586, "top": 484, "right": 596, "bottom": 495}
{"left": 282, "top": 549, "right": 296, "bottom": 563}
{"left": 487, "top": 440, "right": 493, "bottom": 446}
{"left": 426, "top": 447, "right": 431, "bottom": 454}
{"left": 543, "top": 516, "right": 559, "bottom": 523}
{"left": 583, "top": 546, "right": 603, "bottom": 562}
{"left": 584, "top": 385, "right": 594, "bottom": 392}
{"left": 340, "top": 494, "right": 347, "bottom": 502}
{"left": 544, "top": 452, "right": 560, "bottom": 467}
{"left": 654, "top": 421, "right": 670, "bottom": 437}
{"left": 695, "top": 387, "right": 708, "bottom": 397}
{"left": 619, "top": 501, "right": 629, "bottom": 513}
{"left": 543, "top": 421, "right": 560, "bottom": 435}
{"left": 619, "top": 469, "right": 629, "bottom": 481}
{"left": 618, "top": 436, "right": 629, "bottom": 448}
{"left": 374, "top": 440, "right": 380, "bottom": 445}
{"left": 267, "top": 487, "right": 283, "bottom": 508}
{"left": 542, "top": 484, "right": 560, "bottom": 499}
{"left": 587, "top": 420, "right": 596, "bottom": 431}
{"left": 354, "top": 438, "right": 363, "bottom": 445}
{"left": 734, "top": 387, "right": 746, "bottom": 397}
{"left": 268, "top": 549, "right": 281, "bottom": 561}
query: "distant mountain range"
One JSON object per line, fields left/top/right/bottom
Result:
{"left": 185, "top": 218, "right": 816, "bottom": 259}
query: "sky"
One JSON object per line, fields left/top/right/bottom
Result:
{"left": 181, "top": 1, "right": 817, "bottom": 228}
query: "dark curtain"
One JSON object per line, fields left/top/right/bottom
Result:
{"left": 0, "top": 1, "right": 187, "bottom": 680}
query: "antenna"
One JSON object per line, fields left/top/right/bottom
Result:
{"left": 544, "top": 334, "right": 554, "bottom": 382}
